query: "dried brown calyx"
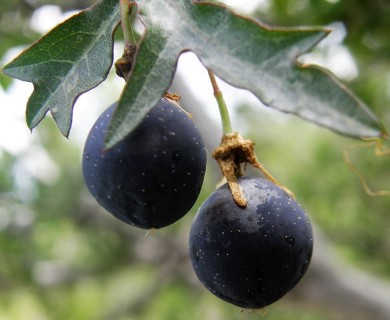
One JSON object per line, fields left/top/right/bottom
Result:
{"left": 212, "top": 132, "right": 294, "bottom": 207}
{"left": 115, "top": 43, "right": 138, "bottom": 82}
{"left": 164, "top": 92, "right": 181, "bottom": 102}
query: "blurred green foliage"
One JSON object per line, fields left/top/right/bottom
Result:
{"left": 0, "top": 0, "right": 389, "bottom": 319}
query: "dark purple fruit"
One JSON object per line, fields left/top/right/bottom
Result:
{"left": 189, "top": 176, "right": 313, "bottom": 309}
{"left": 82, "top": 98, "right": 207, "bottom": 229}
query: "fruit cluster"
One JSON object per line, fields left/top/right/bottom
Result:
{"left": 82, "top": 97, "right": 313, "bottom": 310}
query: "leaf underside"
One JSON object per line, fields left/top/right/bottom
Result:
{"left": 2, "top": 0, "right": 120, "bottom": 136}
{"left": 106, "top": 0, "right": 384, "bottom": 148}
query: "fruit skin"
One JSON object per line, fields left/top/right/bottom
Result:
{"left": 82, "top": 98, "right": 207, "bottom": 229}
{"left": 189, "top": 176, "right": 313, "bottom": 309}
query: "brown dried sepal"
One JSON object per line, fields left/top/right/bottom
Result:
{"left": 164, "top": 92, "right": 181, "bottom": 102}
{"left": 212, "top": 132, "right": 294, "bottom": 207}
{"left": 115, "top": 43, "right": 138, "bottom": 82}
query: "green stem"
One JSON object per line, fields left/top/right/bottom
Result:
{"left": 207, "top": 69, "right": 233, "bottom": 134}
{"left": 120, "top": 0, "right": 137, "bottom": 45}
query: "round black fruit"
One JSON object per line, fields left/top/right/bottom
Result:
{"left": 189, "top": 176, "right": 313, "bottom": 309}
{"left": 82, "top": 98, "right": 207, "bottom": 229}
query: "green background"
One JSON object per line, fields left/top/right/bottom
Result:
{"left": 1, "top": 1, "right": 389, "bottom": 319}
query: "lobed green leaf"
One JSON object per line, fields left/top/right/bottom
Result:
{"left": 105, "top": 0, "right": 385, "bottom": 148}
{"left": 2, "top": 0, "right": 120, "bottom": 136}
{"left": 2, "top": 0, "right": 385, "bottom": 145}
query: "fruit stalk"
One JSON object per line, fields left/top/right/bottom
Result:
{"left": 119, "top": 0, "right": 137, "bottom": 46}
{"left": 115, "top": 1, "right": 138, "bottom": 81}
{"left": 207, "top": 69, "right": 232, "bottom": 135}
{"left": 207, "top": 69, "right": 294, "bottom": 203}
{"left": 207, "top": 69, "right": 248, "bottom": 205}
